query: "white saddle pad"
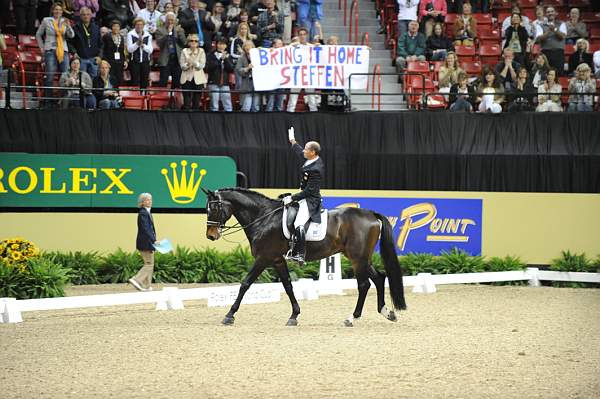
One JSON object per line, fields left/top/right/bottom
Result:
{"left": 282, "top": 208, "right": 328, "bottom": 241}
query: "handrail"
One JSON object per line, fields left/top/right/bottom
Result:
{"left": 17, "top": 59, "right": 28, "bottom": 109}
{"left": 371, "top": 64, "right": 381, "bottom": 111}
{"left": 342, "top": 0, "right": 347, "bottom": 26}
{"left": 348, "top": 0, "right": 359, "bottom": 44}
{"left": 361, "top": 31, "right": 369, "bottom": 48}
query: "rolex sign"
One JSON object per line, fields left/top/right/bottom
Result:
{"left": 0, "top": 153, "right": 237, "bottom": 209}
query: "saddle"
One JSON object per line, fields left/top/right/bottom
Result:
{"left": 282, "top": 205, "right": 328, "bottom": 242}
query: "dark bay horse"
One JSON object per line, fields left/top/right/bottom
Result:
{"left": 204, "top": 188, "right": 406, "bottom": 326}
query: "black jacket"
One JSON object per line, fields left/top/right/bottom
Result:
{"left": 503, "top": 25, "right": 529, "bottom": 54}
{"left": 71, "top": 21, "right": 102, "bottom": 59}
{"left": 136, "top": 208, "right": 156, "bottom": 251}
{"left": 291, "top": 143, "right": 324, "bottom": 223}
{"left": 206, "top": 50, "right": 235, "bottom": 85}
{"left": 93, "top": 75, "right": 118, "bottom": 103}
{"left": 449, "top": 83, "right": 476, "bottom": 107}
{"left": 99, "top": 0, "right": 133, "bottom": 29}
{"left": 101, "top": 33, "right": 126, "bottom": 64}
{"left": 568, "top": 50, "right": 593, "bottom": 75}
{"left": 425, "top": 35, "right": 454, "bottom": 59}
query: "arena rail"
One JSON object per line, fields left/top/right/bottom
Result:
{"left": 2, "top": 269, "right": 598, "bottom": 324}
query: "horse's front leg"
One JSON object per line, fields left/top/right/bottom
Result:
{"left": 222, "top": 260, "right": 266, "bottom": 325}
{"left": 275, "top": 258, "right": 301, "bottom": 326}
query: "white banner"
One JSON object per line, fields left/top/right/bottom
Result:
{"left": 249, "top": 45, "right": 370, "bottom": 91}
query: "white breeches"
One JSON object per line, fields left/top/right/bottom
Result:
{"left": 294, "top": 199, "right": 310, "bottom": 229}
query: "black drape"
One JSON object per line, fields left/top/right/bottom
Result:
{"left": 1, "top": 109, "right": 599, "bottom": 193}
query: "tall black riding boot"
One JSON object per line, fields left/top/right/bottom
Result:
{"left": 286, "top": 226, "right": 306, "bottom": 266}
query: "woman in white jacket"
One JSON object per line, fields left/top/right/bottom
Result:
{"left": 179, "top": 34, "right": 207, "bottom": 109}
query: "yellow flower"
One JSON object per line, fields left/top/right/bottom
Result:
{"left": 11, "top": 252, "right": 22, "bottom": 260}
{"left": 11, "top": 244, "right": 19, "bottom": 250}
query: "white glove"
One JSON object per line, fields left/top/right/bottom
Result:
{"left": 282, "top": 196, "right": 293, "bottom": 205}
{"left": 288, "top": 126, "right": 295, "bottom": 142}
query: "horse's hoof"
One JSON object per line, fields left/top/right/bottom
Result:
{"left": 343, "top": 319, "right": 353, "bottom": 327}
{"left": 286, "top": 319, "right": 298, "bottom": 326}
{"left": 222, "top": 316, "right": 235, "bottom": 325}
{"left": 387, "top": 311, "right": 397, "bottom": 322}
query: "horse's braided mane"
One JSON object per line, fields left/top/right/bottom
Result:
{"left": 217, "top": 187, "right": 281, "bottom": 204}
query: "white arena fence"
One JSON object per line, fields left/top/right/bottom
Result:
{"left": 1, "top": 268, "right": 599, "bottom": 324}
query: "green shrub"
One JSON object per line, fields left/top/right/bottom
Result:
{"left": 0, "top": 257, "right": 68, "bottom": 299}
{"left": 399, "top": 253, "right": 439, "bottom": 275}
{"left": 44, "top": 251, "right": 103, "bottom": 285}
{"left": 437, "top": 248, "right": 486, "bottom": 274}
{"left": 485, "top": 256, "right": 526, "bottom": 272}
{"left": 550, "top": 250, "right": 593, "bottom": 273}
{"left": 99, "top": 249, "right": 142, "bottom": 283}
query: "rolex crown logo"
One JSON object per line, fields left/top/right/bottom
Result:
{"left": 161, "top": 161, "right": 207, "bottom": 204}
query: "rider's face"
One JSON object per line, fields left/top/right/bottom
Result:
{"left": 303, "top": 146, "right": 315, "bottom": 160}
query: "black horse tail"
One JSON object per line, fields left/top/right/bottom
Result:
{"left": 374, "top": 212, "right": 407, "bottom": 311}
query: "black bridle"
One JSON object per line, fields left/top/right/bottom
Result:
{"left": 206, "top": 196, "right": 284, "bottom": 237}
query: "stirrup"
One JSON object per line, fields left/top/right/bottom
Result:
{"left": 284, "top": 251, "right": 305, "bottom": 266}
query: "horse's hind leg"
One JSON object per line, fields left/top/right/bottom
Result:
{"left": 274, "top": 258, "right": 301, "bottom": 326}
{"left": 222, "top": 260, "right": 266, "bottom": 325}
{"left": 344, "top": 261, "right": 370, "bottom": 327}
{"left": 368, "top": 265, "right": 397, "bottom": 322}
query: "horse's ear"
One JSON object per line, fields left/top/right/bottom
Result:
{"left": 201, "top": 187, "right": 211, "bottom": 195}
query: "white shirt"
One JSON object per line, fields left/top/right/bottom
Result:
{"left": 126, "top": 30, "right": 154, "bottom": 62}
{"left": 138, "top": 8, "right": 162, "bottom": 32}
{"left": 593, "top": 50, "right": 600, "bottom": 73}
{"left": 501, "top": 15, "right": 532, "bottom": 37}
{"left": 303, "top": 156, "right": 319, "bottom": 167}
{"left": 397, "top": 0, "right": 419, "bottom": 21}
{"left": 535, "top": 20, "right": 567, "bottom": 39}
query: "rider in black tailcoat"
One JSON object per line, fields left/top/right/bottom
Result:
{"left": 283, "top": 127, "right": 324, "bottom": 265}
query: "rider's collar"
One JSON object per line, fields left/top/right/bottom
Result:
{"left": 304, "top": 156, "right": 319, "bottom": 167}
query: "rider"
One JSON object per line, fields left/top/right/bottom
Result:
{"left": 283, "top": 127, "right": 324, "bottom": 265}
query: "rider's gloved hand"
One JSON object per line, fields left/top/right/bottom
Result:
{"left": 288, "top": 126, "right": 295, "bottom": 143}
{"left": 282, "top": 196, "right": 293, "bottom": 205}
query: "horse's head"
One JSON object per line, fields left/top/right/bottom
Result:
{"left": 203, "top": 188, "right": 234, "bottom": 241}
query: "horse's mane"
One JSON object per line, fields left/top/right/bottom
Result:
{"left": 217, "top": 187, "right": 281, "bottom": 205}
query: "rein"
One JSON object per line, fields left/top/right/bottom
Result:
{"left": 207, "top": 203, "right": 284, "bottom": 237}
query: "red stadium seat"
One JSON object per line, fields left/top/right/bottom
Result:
{"left": 519, "top": 0, "right": 538, "bottom": 9}
{"left": 479, "top": 44, "right": 501, "bottom": 66}
{"left": 148, "top": 70, "right": 161, "bottom": 86}
{"left": 542, "top": 0, "right": 563, "bottom": 6}
{"left": 4, "top": 34, "right": 18, "bottom": 48}
{"left": 472, "top": 14, "right": 493, "bottom": 28}
{"left": 589, "top": 44, "right": 600, "bottom": 53}
{"left": 431, "top": 61, "right": 443, "bottom": 82}
{"left": 567, "top": 0, "right": 589, "bottom": 7}
{"left": 493, "top": 0, "right": 513, "bottom": 11}
{"left": 1, "top": 47, "right": 19, "bottom": 68}
{"left": 405, "top": 61, "right": 431, "bottom": 87}
{"left": 461, "top": 61, "right": 482, "bottom": 76}
{"left": 18, "top": 34, "right": 37, "bottom": 49}
{"left": 119, "top": 87, "right": 147, "bottom": 109}
{"left": 479, "top": 28, "right": 501, "bottom": 46}
{"left": 497, "top": 12, "right": 511, "bottom": 27}
{"left": 147, "top": 89, "right": 172, "bottom": 109}
{"left": 455, "top": 45, "right": 477, "bottom": 62}
{"left": 407, "top": 77, "right": 446, "bottom": 109}
{"left": 445, "top": 13, "right": 458, "bottom": 25}
{"left": 589, "top": 27, "right": 600, "bottom": 41}
{"left": 564, "top": 44, "right": 576, "bottom": 58}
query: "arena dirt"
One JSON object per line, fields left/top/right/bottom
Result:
{"left": 1, "top": 284, "right": 599, "bottom": 399}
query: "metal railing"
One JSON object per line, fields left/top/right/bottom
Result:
{"left": 348, "top": 0, "right": 360, "bottom": 44}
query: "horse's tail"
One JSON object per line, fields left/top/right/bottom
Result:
{"left": 374, "top": 212, "right": 407, "bottom": 311}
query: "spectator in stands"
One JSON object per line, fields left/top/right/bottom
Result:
{"left": 158, "top": 2, "right": 175, "bottom": 27}
{"left": 0, "top": 31, "right": 5, "bottom": 76}
{"left": 531, "top": 5, "right": 546, "bottom": 37}
{"left": 93, "top": 60, "right": 121, "bottom": 108}
{"left": 101, "top": 20, "right": 127, "bottom": 87}
{"left": 287, "top": 27, "right": 319, "bottom": 112}
{"left": 266, "top": 38, "right": 287, "bottom": 111}
{"left": 226, "top": 0, "right": 243, "bottom": 24}
{"left": 126, "top": 17, "right": 153, "bottom": 88}
{"left": 205, "top": 2, "right": 228, "bottom": 45}
{"left": 276, "top": 0, "right": 293, "bottom": 43}
{"left": 37, "top": 0, "right": 53, "bottom": 29}
{"left": 59, "top": 57, "right": 96, "bottom": 108}
{"left": 155, "top": 12, "right": 187, "bottom": 88}
{"left": 594, "top": 49, "right": 600, "bottom": 79}
{"left": 453, "top": 2, "right": 477, "bottom": 46}
{"left": 159, "top": 0, "right": 187, "bottom": 12}
{"left": 507, "top": 67, "right": 534, "bottom": 112}
{"left": 72, "top": 0, "right": 100, "bottom": 18}
{"left": 477, "top": 67, "right": 504, "bottom": 113}
{"left": 568, "top": 38, "right": 593, "bottom": 76}
{"left": 206, "top": 37, "right": 234, "bottom": 111}
{"left": 395, "top": 20, "right": 426, "bottom": 74}
{"left": 296, "top": 0, "right": 323, "bottom": 41}
{"left": 128, "top": 0, "right": 141, "bottom": 19}
{"left": 438, "top": 51, "right": 464, "bottom": 96}
{"left": 179, "top": 33, "right": 206, "bottom": 109}
{"left": 14, "top": 0, "right": 37, "bottom": 34}
{"left": 230, "top": 22, "right": 255, "bottom": 65}
{"left": 138, "top": 0, "right": 162, "bottom": 34}
{"left": 418, "top": 0, "right": 446, "bottom": 38}
{"left": 37, "top": 3, "right": 75, "bottom": 103}
{"left": 536, "top": 68, "right": 562, "bottom": 112}
{"left": 503, "top": 13, "right": 529, "bottom": 68}
{"left": 567, "top": 63, "right": 595, "bottom": 112}
{"left": 449, "top": 71, "right": 475, "bottom": 112}
{"left": 249, "top": 0, "right": 268, "bottom": 23}
{"left": 228, "top": 10, "right": 259, "bottom": 43}
{"left": 100, "top": 0, "right": 134, "bottom": 30}
{"left": 396, "top": 0, "right": 419, "bottom": 41}
{"left": 530, "top": 53, "right": 550, "bottom": 88}
{"left": 501, "top": 4, "right": 532, "bottom": 39}
{"left": 257, "top": 0, "right": 284, "bottom": 47}
{"left": 426, "top": 22, "right": 454, "bottom": 61}
{"left": 565, "top": 8, "right": 588, "bottom": 45}
{"left": 236, "top": 40, "right": 261, "bottom": 112}
{"left": 535, "top": 6, "right": 566, "bottom": 75}
{"left": 179, "top": 0, "right": 210, "bottom": 52}
{"left": 495, "top": 48, "right": 520, "bottom": 90}
{"left": 71, "top": 7, "right": 102, "bottom": 78}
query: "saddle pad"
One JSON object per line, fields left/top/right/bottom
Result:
{"left": 282, "top": 208, "right": 328, "bottom": 241}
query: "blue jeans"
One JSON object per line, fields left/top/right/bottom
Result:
{"left": 397, "top": 20, "right": 410, "bottom": 41}
{"left": 240, "top": 92, "right": 261, "bottom": 112}
{"left": 79, "top": 58, "right": 98, "bottom": 78}
{"left": 44, "top": 50, "right": 69, "bottom": 99}
{"left": 568, "top": 103, "right": 593, "bottom": 112}
{"left": 208, "top": 84, "right": 232, "bottom": 112}
{"left": 266, "top": 91, "right": 286, "bottom": 111}
{"left": 430, "top": 50, "right": 447, "bottom": 61}
{"left": 63, "top": 93, "right": 96, "bottom": 109}
{"left": 99, "top": 98, "right": 120, "bottom": 109}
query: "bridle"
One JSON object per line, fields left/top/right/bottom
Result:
{"left": 206, "top": 193, "right": 284, "bottom": 237}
